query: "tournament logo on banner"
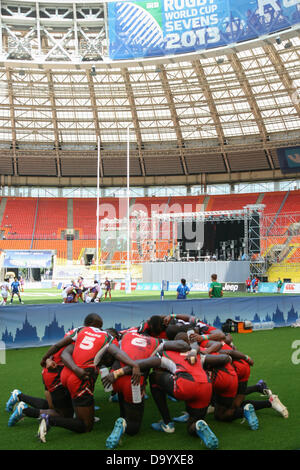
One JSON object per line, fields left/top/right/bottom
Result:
{"left": 108, "top": 0, "right": 300, "bottom": 60}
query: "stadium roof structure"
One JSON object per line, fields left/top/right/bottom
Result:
{"left": 0, "top": 0, "right": 300, "bottom": 188}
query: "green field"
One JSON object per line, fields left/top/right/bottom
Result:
{"left": 1, "top": 327, "right": 299, "bottom": 451}
{"left": 7, "top": 287, "right": 288, "bottom": 305}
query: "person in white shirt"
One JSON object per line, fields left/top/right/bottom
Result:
{"left": 84, "top": 281, "right": 103, "bottom": 303}
{"left": 0, "top": 278, "right": 11, "bottom": 306}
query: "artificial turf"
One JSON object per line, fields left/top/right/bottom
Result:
{"left": 0, "top": 327, "right": 299, "bottom": 451}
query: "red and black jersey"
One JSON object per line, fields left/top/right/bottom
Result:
{"left": 208, "top": 352, "right": 237, "bottom": 379}
{"left": 52, "top": 328, "right": 78, "bottom": 366}
{"left": 138, "top": 320, "right": 168, "bottom": 339}
{"left": 119, "top": 326, "right": 139, "bottom": 338}
{"left": 220, "top": 341, "right": 250, "bottom": 383}
{"left": 72, "top": 327, "right": 112, "bottom": 369}
{"left": 119, "top": 331, "right": 161, "bottom": 365}
{"left": 220, "top": 342, "right": 233, "bottom": 351}
{"left": 162, "top": 350, "right": 208, "bottom": 384}
{"left": 185, "top": 320, "right": 216, "bottom": 335}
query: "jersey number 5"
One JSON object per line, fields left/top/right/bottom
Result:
{"left": 79, "top": 335, "right": 96, "bottom": 350}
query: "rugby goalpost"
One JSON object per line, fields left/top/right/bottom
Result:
{"left": 95, "top": 127, "right": 132, "bottom": 291}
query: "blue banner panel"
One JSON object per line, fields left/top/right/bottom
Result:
{"left": 0, "top": 295, "right": 299, "bottom": 349}
{"left": 3, "top": 250, "right": 53, "bottom": 268}
{"left": 258, "top": 282, "right": 280, "bottom": 293}
{"left": 277, "top": 146, "right": 300, "bottom": 173}
{"left": 108, "top": 0, "right": 300, "bottom": 60}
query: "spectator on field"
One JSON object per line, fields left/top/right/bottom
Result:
{"left": 176, "top": 278, "right": 190, "bottom": 300}
{"left": 209, "top": 274, "right": 223, "bottom": 298}
{"left": 245, "top": 277, "right": 251, "bottom": 293}
{"left": 277, "top": 278, "right": 283, "bottom": 293}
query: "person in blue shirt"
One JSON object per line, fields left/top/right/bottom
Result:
{"left": 176, "top": 279, "right": 190, "bottom": 300}
{"left": 251, "top": 277, "right": 257, "bottom": 294}
{"left": 10, "top": 277, "right": 24, "bottom": 304}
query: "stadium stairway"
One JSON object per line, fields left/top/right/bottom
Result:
{"left": 266, "top": 190, "right": 290, "bottom": 236}
{"left": 67, "top": 199, "right": 73, "bottom": 229}
{"left": 30, "top": 197, "right": 40, "bottom": 249}
{"left": 202, "top": 195, "right": 210, "bottom": 211}
{"left": 67, "top": 199, "right": 74, "bottom": 261}
{"left": 0, "top": 198, "right": 7, "bottom": 233}
{"left": 256, "top": 193, "right": 265, "bottom": 205}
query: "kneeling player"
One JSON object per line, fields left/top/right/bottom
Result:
{"left": 84, "top": 280, "right": 102, "bottom": 303}
{"left": 62, "top": 284, "right": 79, "bottom": 304}
{"left": 102, "top": 330, "right": 191, "bottom": 449}
{"left": 36, "top": 317, "right": 141, "bottom": 443}
{"left": 6, "top": 318, "right": 97, "bottom": 427}
{"left": 149, "top": 333, "right": 231, "bottom": 449}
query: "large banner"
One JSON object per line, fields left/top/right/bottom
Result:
{"left": 108, "top": 0, "right": 300, "bottom": 60}
{"left": 1, "top": 295, "right": 299, "bottom": 349}
{"left": 277, "top": 146, "right": 300, "bottom": 173}
{"left": 258, "top": 282, "right": 282, "bottom": 293}
{"left": 2, "top": 250, "right": 53, "bottom": 269}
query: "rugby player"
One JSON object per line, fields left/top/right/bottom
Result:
{"left": 84, "top": 280, "right": 102, "bottom": 303}
{"left": 149, "top": 332, "right": 232, "bottom": 449}
{"left": 36, "top": 316, "right": 141, "bottom": 443}
{"left": 178, "top": 332, "right": 288, "bottom": 424}
{"left": 104, "top": 277, "right": 112, "bottom": 300}
{"left": 101, "top": 329, "right": 191, "bottom": 449}
{"left": 0, "top": 277, "right": 10, "bottom": 306}
{"left": 6, "top": 314, "right": 101, "bottom": 426}
{"left": 10, "top": 277, "right": 23, "bottom": 304}
{"left": 61, "top": 282, "right": 79, "bottom": 304}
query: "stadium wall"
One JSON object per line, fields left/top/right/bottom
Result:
{"left": 142, "top": 261, "right": 250, "bottom": 283}
{"left": 0, "top": 295, "right": 298, "bottom": 349}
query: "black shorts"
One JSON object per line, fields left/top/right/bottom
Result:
{"left": 51, "top": 386, "right": 73, "bottom": 411}
{"left": 237, "top": 381, "right": 248, "bottom": 395}
{"left": 150, "top": 370, "right": 174, "bottom": 396}
{"left": 214, "top": 393, "right": 235, "bottom": 409}
{"left": 186, "top": 405, "right": 208, "bottom": 422}
{"left": 60, "top": 366, "right": 98, "bottom": 408}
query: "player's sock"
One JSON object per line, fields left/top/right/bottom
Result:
{"left": 18, "top": 393, "right": 49, "bottom": 409}
{"left": 48, "top": 416, "right": 86, "bottom": 433}
{"left": 150, "top": 384, "right": 172, "bottom": 425}
{"left": 245, "top": 385, "right": 260, "bottom": 394}
{"left": 23, "top": 407, "right": 40, "bottom": 418}
{"left": 241, "top": 400, "right": 272, "bottom": 411}
{"left": 231, "top": 408, "right": 244, "bottom": 420}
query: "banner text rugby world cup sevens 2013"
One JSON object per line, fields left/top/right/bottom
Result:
{"left": 108, "top": 0, "right": 300, "bottom": 60}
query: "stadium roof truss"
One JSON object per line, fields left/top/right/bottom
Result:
{"left": 0, "top": 1, "right": 300, "bottom": 187}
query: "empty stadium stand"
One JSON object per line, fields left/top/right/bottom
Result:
{"left": 0, "top": 198, "right": 37, "bottom": 239}
{"left": 0, "top": 191, "right": 299, "bottom": 266}
{"left": 205, "top": 193, "right": 260, "bottom": 212}
{"left": 34, "top": 198, "right": 68, "bottom": 239}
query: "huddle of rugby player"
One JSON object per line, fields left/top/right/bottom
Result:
{"left": 5, "top": 313, "right": 288, "bottom": 450}
{"left": 61, "top": 277, "right": 111, "bottom": 304}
